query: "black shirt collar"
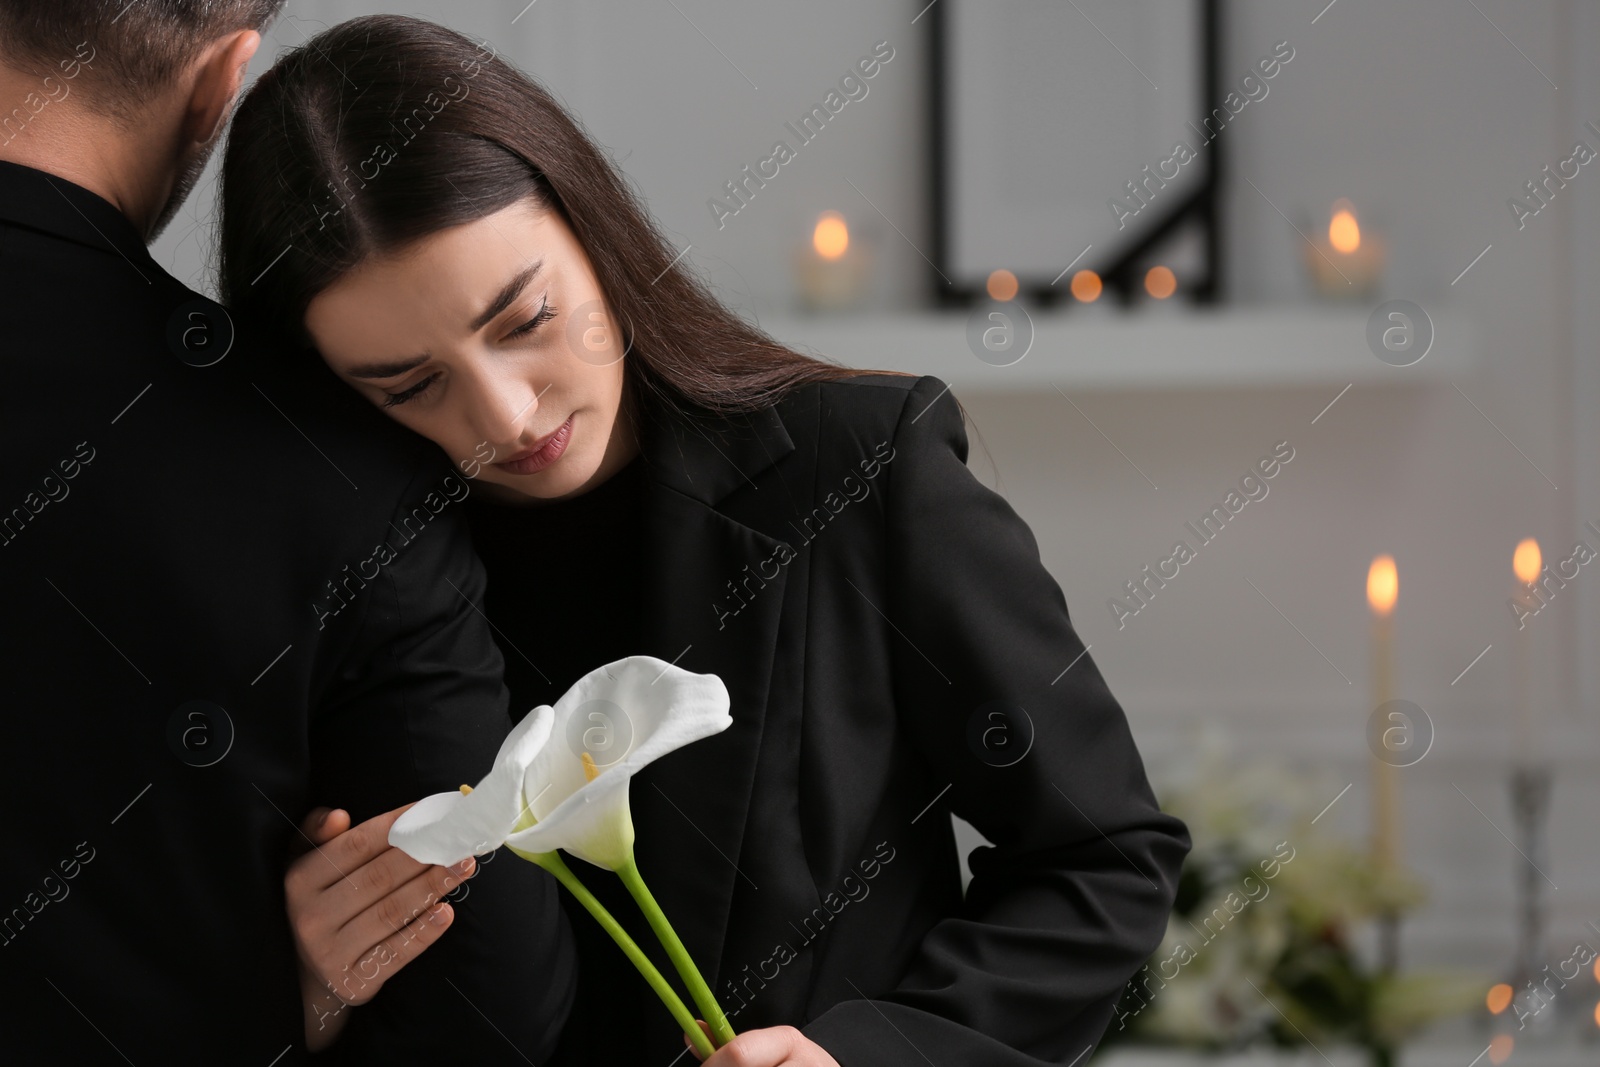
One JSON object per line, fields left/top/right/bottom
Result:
{"left": 0, "top": 159, "right": 158, "bottom": 282}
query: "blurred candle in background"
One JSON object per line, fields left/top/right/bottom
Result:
{"left": 986, "top": 268, "right": 1019, "bottom": 302}
{"left": 1144, "top": 264, "right": 1178, "bottom": 300}
{"left": 1368, "top": 554, "right": 1398, "bottom": 871}
{"left": 1067, "top": 268, "right": 1116, "bottom": 317}
{"left": 1070, "top": 269, "right": 1102, "bottom": 302}
{"left": 1512, "top": 538, "right": 1542, "bottom": 764}
{"left": 1304, "top": 198, "right": 1386, "bottom": 298}
{"left": 795, "top": 210, "right": 870, "bottom": 313}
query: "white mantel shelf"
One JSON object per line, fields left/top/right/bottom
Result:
{"left": 756, "top": 306, "right": 1477, "bottom": 392}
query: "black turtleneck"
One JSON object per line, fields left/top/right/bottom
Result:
{"left": 465, "top": 455, "right": 648, "bottom": 710}
{"left": 464, "top": 455, "right": 655, "bottom": 1064}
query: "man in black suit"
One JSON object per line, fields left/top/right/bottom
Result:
{"left": 0, "top": 2, "right": 572, "bottom": 1061}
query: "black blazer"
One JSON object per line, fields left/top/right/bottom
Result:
{"left": 538, "top": 373, "right": 1191, "bottom": 1065}
{"left": 0, "top": 162, "right": 573, "bottom": 1064}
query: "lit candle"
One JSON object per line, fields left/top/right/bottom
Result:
{"left": 1070, "top": 269, "right": 1103, "bottom": 304}
{"left": 986, "top": 269, "right": 1019, "bottom": 302}
{"left": 795, "top": 211, "right": 870, "bottom": 313}
{"left": 1137, "top": 265, "right": 1183, "bottom": 316}
{"left": 1512, "top": 539, "right": 1542, "bottom": 764}
{"left": 1367, "top": 554, "right": 1398, "bottom": 870}
{"left": 1065, "top": 269, "right": 1117, "bottom": 317}
{"left": 1304, "top": 199, "right": 1386, "bottom": 298}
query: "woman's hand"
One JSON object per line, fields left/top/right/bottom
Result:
{"left": 687, "top": 1023, "right": 842, "bottom": 1067}
{"left": 286, "top": 804, "right": 477, "bottom": 1051}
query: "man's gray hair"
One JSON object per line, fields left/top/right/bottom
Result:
{"left": 0, "top": 0, "right": 287, "bottom": 115}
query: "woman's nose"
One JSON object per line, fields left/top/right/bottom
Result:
{"left": 464, "top": 370, "right": 539, "bottom": 446}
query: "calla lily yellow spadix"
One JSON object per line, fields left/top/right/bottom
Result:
{"left": 388, "top": 655, "right": 739, "bottom": 1054}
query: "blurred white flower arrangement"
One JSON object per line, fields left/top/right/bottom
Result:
{"left": 1104, "top": 728, "right": 1483, "bottom": 1067}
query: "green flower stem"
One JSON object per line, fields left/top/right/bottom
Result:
{"left": 617, "top": 852, "right": 737, "bottom": 1048}
{"left": 514, "top": 848, "right": 716, "bottom": 1061}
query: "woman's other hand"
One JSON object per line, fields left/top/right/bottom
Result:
{"left": 286, "top": 804, "right": 477, "bottom": 1051}
{"left": 689, "top": 1022, "right": 842, "bottom": 1067}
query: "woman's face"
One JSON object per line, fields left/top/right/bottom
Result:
{"left": 305, "top": 197, "right": 634, "bottom": 503}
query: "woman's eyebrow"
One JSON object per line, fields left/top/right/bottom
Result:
{"left": 345, "top": 258, "right": 546, "bottom": 379}
{"left": 348, "top": 354, "right": 430, "bottom": 380}
{"left": 470, "top": 258, "right": 544, "bottom": 332}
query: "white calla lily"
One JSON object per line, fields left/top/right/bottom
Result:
{"left": 503, "top": 655, "right": 732, "bottom": 870}
{"left": 388, "top": 702, "right": 555, "bottom": 866}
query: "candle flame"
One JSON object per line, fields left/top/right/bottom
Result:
{"left": 1367, "top": 554, "right": 1397, "bottom": 616}
{"left": 812, "top": 212, "right": 849, "bottom": 260}
{"left": 1513, "top": 538, "right": 1542, "bottom": 584}
{"left": 1329, "top": 199, "right": 1361, "bottom": 253}
{"left": 986, "top": 269, "right": 1019, "bottom": 302}
{"left": 1145, "top": 265, "right": 1177, "bottom": 299}
{"left": 1486, "top": 983, "right": 1513, "bottom": 1014}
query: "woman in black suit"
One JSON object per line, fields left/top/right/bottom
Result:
{"left": 220, "top": 15, "right": 1189, "bottom": 1066}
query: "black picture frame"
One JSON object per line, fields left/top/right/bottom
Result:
{"left": 928, "top": 0, "right": 1224, "bottom": 308}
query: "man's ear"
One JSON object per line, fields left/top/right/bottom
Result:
{"left": 184, "top": 29, "right": 261, "bottom": 147}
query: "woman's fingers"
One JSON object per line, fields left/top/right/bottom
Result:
{"left": 699, "top": 1026, "right": 837, "bottom": 1067}
{"left": 307, "top": 807, "right": 350, "bottom": 847}
{"left": 325, "top": 835, "right": 434, "bottom": 914}
{"left": 685, "top": 1019, "right": 715, "bottom": 1061}
{"left": 701, "top": 1026, "right": 787, "bottom": 1066}
{"left": 335, "top": 856, "right": 476, "bottom": 952}
{"left": 287, "top": 800, "right": 472, "bottom": 1006}
{"left": 289, "top": 802, "right": 418, "bottom": 894}
{"left": 287, "top": 806, "right": 350, "bottom": 863}
{"left": 319, "top": 896, "right": 458, "bottom": 1007}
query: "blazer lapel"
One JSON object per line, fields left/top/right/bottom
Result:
{"left": 628, "top": 399, "right": 795, "bottom": 1036}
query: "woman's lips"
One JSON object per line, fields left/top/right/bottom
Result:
{"left": 495, "top": 416, "right": 574, "bottom": 475}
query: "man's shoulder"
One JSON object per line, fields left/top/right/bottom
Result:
{"left": 168, "top": 300, "right": 443, "bottom": 509}
{"left": 232, "top": 327, "right": 439, "bottom": 473}
{"left": 6, "top": 257, "right": 441, "bottom": 538}
{"left": 0, "top": 218, "right": 438, "bottom": 512}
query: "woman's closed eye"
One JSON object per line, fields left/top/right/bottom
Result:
{"left": 381, "top": 300, "right": 560, "bottom": 408}
{"left": 383, "top": 371, "right": 442, "bottom": 408}
{"left": 506, "top": 297, "right": 558, "bottom": 340}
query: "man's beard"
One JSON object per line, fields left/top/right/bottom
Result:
{"left": 146, "top": 136, "right": 217, "bottom": 243}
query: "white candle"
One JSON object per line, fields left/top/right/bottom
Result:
{"left": 1512, "top": 539, "right": 1542, "bottom": 764}
{"left": 1367, "top": 554, "right": 1398, "bottom": 871}
{"left": 1304, "top": 199, "right": 1386, "bottom": 298}
{"left": 795, "top": 211, "right": 869, "bottom": 313}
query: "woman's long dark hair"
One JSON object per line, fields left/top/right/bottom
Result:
{"left": 218, "top": 14, "right": 895, "bottom": 417}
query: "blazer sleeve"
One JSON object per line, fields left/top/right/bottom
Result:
{"left": 803, "top": 375, "right": 1190, "bottom": 1066}
{"left": 304, "top": 458, "right": 577, "bottom": 1064}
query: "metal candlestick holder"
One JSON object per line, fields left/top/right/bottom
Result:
{"left": 1501, "top": 762, "right": 1558, "bottom": 1039}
